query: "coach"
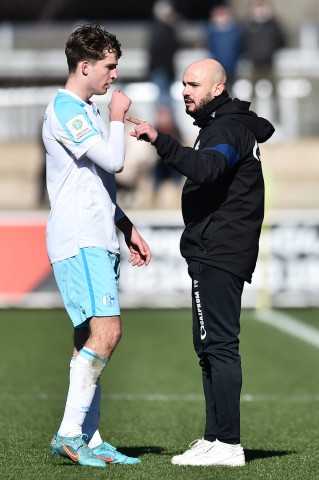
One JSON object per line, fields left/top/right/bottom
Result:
{"left": 128, "top": 58, "right": 274, "bottom": 467}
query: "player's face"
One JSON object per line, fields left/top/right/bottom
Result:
{"left": 182, "top": 66, "right": 217, "bottom": 116}
{"left": 89, "top": 50, "right": 119, "bottom": 95}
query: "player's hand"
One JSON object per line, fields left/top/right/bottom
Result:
{"left": 116, "top": 216, "right": 151, "bottom": 266}
{"left": 125, "top": 226, "right": 152, "bottom": 267}
{"left": 109, "top": 89, "right": 131, "bottom": 122}
{"left": 126, "top": 116, "right": 158, "bottom": 143}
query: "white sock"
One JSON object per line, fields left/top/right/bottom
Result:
{"left": 58, "top": 347, "right": 107, "bottom": 438}
{"left": 88, "top": 428, "right": 103, "bottom": 449}
{"left": 69, "top": 358, "right": 104, "bottom": 447}
{"left": 83, "top": 379, "right": 103, "bottom": 447}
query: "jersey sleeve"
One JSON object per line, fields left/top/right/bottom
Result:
{"left": 52, "top": 92, "right": 101, "bottom": 159}
{"left": 85, "top": 121, "right": 126, "bottom": 173}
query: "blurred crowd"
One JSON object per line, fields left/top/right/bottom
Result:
{"left": 116, "top": 0, "right": 286, "bottom": 210}
{"left": 38, "top": 0, "right": 288, "bottom": 210}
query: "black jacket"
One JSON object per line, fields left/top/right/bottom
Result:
{"left": 153, "top": 93, "right": 274, "bottom": 283}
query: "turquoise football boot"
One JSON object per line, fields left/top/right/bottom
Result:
{"left": 50, "top": 433, "right": 106, "bottom": 467}
{"left": 91, "top": 441, "right": 141, "bottom": 464}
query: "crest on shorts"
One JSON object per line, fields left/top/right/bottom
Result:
{"left": 102, "top": 293, "right": 115, "bottom": 307}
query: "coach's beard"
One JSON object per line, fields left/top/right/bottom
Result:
{"left": 186, "top": 92, "right": 213, "bottom": 118}
{"left": 191, "top": 90, "right": 231, "bottom": 128}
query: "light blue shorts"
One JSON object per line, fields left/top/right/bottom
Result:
{"left": 52, "top": 247, "right": 120, "bottom": 328}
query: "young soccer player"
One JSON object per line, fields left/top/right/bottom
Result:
{"left": 42, "top": 23, "right": 151, "bottom": 468}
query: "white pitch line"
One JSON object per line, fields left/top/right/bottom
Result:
{"left": 254, "top": 308, "right": 319, "bottom": 349}
{"left": 1, "top": 392, "right": 319, "bottom": 402}
{"left": 107, "top": 393, "right": 319, "bottom": 403}
{"left": 107, "top": 393, "right": 203, "bottom": 402}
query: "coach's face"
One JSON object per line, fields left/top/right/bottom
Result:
{"left": 182, "top": 59, "right": 226, "bottom": 117}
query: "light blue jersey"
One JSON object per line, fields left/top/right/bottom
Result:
{"left": 42, "top": 89, "right": 125, "bottom": 263}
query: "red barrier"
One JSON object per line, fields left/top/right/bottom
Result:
{"left": 0, "top": 221, "right": 51, "bottom": 301}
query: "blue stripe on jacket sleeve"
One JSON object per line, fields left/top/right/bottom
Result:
{"left": 202, "top": 144, "right": 241, "bottom": 168}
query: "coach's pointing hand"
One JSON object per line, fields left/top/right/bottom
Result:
{"left": 126, "top": 116, "right": 158, "bottom": 143}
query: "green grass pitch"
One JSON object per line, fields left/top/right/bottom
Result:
{"left": 1, "top": 307, "right": 319, "bottom": 479}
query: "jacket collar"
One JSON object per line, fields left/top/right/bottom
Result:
{"left": 192, "top": 90, "right": 232, "bottom": 128}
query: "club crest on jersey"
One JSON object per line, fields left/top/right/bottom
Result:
{"left": 102, "top": 293, "right": 115, "bottom": 307}
{"left": 66, "top": 114, "right": 94, "bottom": 141}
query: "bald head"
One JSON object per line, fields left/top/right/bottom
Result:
{"left": 185, "top": 59, "right": 227, "bottom": 87}
{"left": 182, "top": 59, "right": 227, "bottom": 117}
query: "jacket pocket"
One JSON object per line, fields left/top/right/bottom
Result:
{"left": 200, "top": 214, "right": 213, "bottom": 252}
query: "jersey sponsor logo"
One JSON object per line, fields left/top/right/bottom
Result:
{"left": 66, "top": 114, "right": 94, "bottom": 141}
{"left": 102, "top": 293, "right": 115, "bottom": 307}
{"left": 253, "top": 140, "right": 261, "bottom": 161}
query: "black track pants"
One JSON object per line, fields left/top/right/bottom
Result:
{"left": 188, "top": 261, "right": 244, "bottom": 443}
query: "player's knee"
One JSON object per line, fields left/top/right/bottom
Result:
{"left": 112, "top": 325, "right": 122, "bottom": 348}
{"left": 102, "top": 323, "right": 122, "bottom": 354}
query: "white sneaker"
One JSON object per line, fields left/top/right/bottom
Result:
{"left": 171, "top": 438, "right": 215, "bottom": 465}
{"left": 178, "top": 439, "right": 245, "bottom": 467}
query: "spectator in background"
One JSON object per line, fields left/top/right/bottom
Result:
{"left": 116, "top": 120, "right": 156, "bottom": 209}
{"left": 147, "top": 0, "right": 181, "bottom": 106}
{"left": 242, "top": 0, "right": 285, "bottom": 85}
{"left": 151, "top": 104, "right": 183, "bottom": 207}
{"left": 116, "top": 105, "right": 184, "bottom": 209}
{"left": 206, "top": 3, "right": 243, "bottom": 92}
